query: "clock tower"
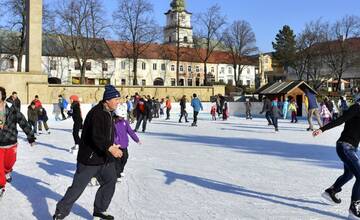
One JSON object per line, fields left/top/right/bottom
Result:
{"left": 164, "top": 0, "right": 193, "bottom": 47}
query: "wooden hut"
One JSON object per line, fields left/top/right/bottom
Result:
{"left": 256, "top": 81, "right": 317, "bottom": 116}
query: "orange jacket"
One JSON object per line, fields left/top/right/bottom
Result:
{"left": 166, "top": 99, "right": 172, "bottom": 109}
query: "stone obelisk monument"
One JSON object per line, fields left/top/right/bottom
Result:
{"left": 25, "top": 0, "right": 43, "bottom": 73}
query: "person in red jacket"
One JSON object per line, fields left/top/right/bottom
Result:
{"left": 165, "top": 96, "right": 172, "bottom": 120}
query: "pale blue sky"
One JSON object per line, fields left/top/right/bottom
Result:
{"left": 103, "top": 0, "right": 360, "bottom": 52}
{"left": 19, "top": 0, "right": 360, "bottom": 52}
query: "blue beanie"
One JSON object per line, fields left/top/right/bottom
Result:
{"left": 103, "top": 85, "right": 120, "bottom": 101}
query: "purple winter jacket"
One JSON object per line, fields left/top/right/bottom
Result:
{"left": 114, "top": 118, "right": 139, "bottom": 149}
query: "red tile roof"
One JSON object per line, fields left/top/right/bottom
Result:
{"left": 106, "top": 40, "right": 256, "bottom": 65}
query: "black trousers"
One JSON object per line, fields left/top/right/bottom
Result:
{"left": 115, "top": 148, "right": 129, "bottom": 177}
{"left": 193, "top": 111, "right": 199, "bottom": 124}
{"left": 60, "top": 107, "right": 66, "bottom": 120}
{"left": 55, "top": 162, "right": 117, "bottom": 217}
{"left": 166, "top": 108, "right": 171, "bottom": 119}
{"left": 135, "top": 114, "right": 147, "bottom": 132}
{"left": 73, "top": 122, "right": 82, "bottom": 145}
{"left": 179, "top": 109, "right": 188, "bottom": 122}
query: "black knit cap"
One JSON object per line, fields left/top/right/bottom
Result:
{"left": 103, "top": 85, "right": 120, "bottom": 101}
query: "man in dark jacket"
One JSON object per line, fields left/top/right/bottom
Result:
{"left": 53, "top": 85, "right": 123, "bottom": 220}
{"left": 260, "top": 97, "right": 273, "bottom": 125}
{"left": 134, "top": 96, "right": 149, "bottom": 133}
{"left": 179, "top": 95, "right": 189, "bottom": 123}
{"left": 68, "top": 95, "right": 83, "bottom": 154}
{"left": 6, "top": 91, "right": 21, "bottom": 111}
{"left": 0, "top": 87, "right": 35, "bottom": 198}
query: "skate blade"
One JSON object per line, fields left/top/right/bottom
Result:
{"left": 321, "top": 192, "right": 338, "bottom": 206}
{"left": 349, "top": 211, "right": 360, "bottom": 220}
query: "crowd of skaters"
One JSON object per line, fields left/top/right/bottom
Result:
{"left": 2, "top": 83, "right": 359, "bottom": 219}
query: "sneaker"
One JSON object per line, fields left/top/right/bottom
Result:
{"left": 93, "top": 212, "right": 114, "bottom": 220}
{"left": 275, "top": 128, "right": 279, "bottom": 132}
{"left": 306, "top": 127, "right": 314, "bottom": 131}
{"left": 322, "top": 187, "right": 341, "bottom": 204}
{"left": 5, "top": 173, "right": 12, "bottom": 183}
{"left": 47, "top": 130, "right": 51, "bottom": 134}
{"left": 38, "top": 130, "right": 43, "bottom": 134}
{"left": 349, "top": 200, "right": 360, "bottom": 219}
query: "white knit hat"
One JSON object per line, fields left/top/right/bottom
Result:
{"left": 114, "top": 103, "right": 127, "bottom": 118}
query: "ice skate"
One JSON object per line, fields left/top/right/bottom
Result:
{"left": 93, "top": 212, "right": 114, "bottom": 220}
{"left": 0, "top": 187, "right": 4, "bottom": 200}
{"left": 349, "top": 201, "right": 360, "bottom": 219}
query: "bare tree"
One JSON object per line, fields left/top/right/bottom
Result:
{"left": 113, "top": 0, "right": 160, "bottom": 85}
{"left": 54, "top": 0, "right": 109, "bottom": 84}
{"left": 323, "top": 15, "right": 360, "bottom": 91}
{"left": 223, "top": 20, "right": 257, "bottom": 86}
{"left": 0, "top": 0, "right": 52, "bottom": 72}
{"left": 193, "top": 4, "right": 226, "bottom": 86}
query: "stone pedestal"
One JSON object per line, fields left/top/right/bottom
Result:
{"left": 26, "top": 0, "right": 43, "bottom": 73}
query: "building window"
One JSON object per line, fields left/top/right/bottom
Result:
{"left": 141, "top": 62, "right": 146, "bottom": 70}
{"left": 74, "top": 62, "right": 80, "bottom": 70}
{"left": 50, "top": 60, "right": 57, "bottom": 70}
{"left": 228, "top": 79, "right": 233, "bottom": 85}
{"left": 171, "top": 65, "right": 175, "bottom": 71}
{"left": 188, "top": 66, "right": 192, "bottom": 72}
{"left": 247, "top": 80, "right": 251, "bottom": 85}
{"left": 121, "top": 61, "right": 126, "bottom": 70}
{"left": 220, "top": 67, "right": 225, "bottom": 74}
{"left": 121, "top": 79, "right": 126, "bottom": 85}
{"left": 196, "top": 78, "right": 200, "bottom": 86}
{"left": 219, "top": 79, "right": 224, "bottom": 83}
{"left": 142, "top": 79, "right": 146, "bottom": 86}
{"left": 86, "top": 62, "right": 91, "bottom": 71}
{"left": 195, "top": 65, "right": 200, "bottom": 73}
{"left": 247, "top": 68, "right": 250, "bottom": 74}
{"left": 161, "top": 63, "right": 166, "bottom": 71}
{"left": 184, "top": 36, "right": 188, "bottom": 43}
{"left": 179, "top": 65, "right": 183, "bottom": 72}
{"left": 102, "top": 62, "right": 108, "bottom": 71}
{"left": 99, "top": 78, "right": 110, "bottom": 85}
{"left": 171, "top": 78, "right": 176, "bottom": 86}
{"left": 9, "top": 58, "right": 15, "bottom": 69}
{"left": 187, "top": 78, "right": 192, "bottom": 86}
{"left": 179, "top": 79, "right": 184, "bottom": 86}
{"left": 169, "top": 36, "right": 172, "bottom": 42}
{"left": 211, "top": 67, "right": 214, "bottom": 73}
{"left": 153, "top": 63, "right": 157, "bottom": 70}
{"left": 228, "top": 67, "right": 232, "bottom": 74}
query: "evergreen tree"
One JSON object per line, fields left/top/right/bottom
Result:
{"left": 272, "top": 25, "right": 296, "bottom": 71}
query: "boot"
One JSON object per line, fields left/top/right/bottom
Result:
{"left": 349, "top": 200, "right": 360, "bottom": 219}
{"left": 321, "top": 187, "right": 341, "bottom": 204}
{"left": 93, "top": 212, "right": 114, "bottom": 220}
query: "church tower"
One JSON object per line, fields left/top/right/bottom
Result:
{"left": 164, "top": 0, "right": 193, "bottom": 47}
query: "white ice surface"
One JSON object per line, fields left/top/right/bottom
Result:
{"left": 0, "top": 111, "right": 352, "bottom": 220}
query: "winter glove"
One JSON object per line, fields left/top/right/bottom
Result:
{"left": 28, "top": 136, "right": 36, "bottom": 144}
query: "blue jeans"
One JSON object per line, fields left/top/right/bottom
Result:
{"left": 332, "top": 142, "right": 360, "bottom": 201}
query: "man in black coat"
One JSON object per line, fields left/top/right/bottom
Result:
{"left": 6, "top": 91, "right": 21, "bottom": 111}
{"left": 53, "top": 85, "right": 123, "bottom": 220}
